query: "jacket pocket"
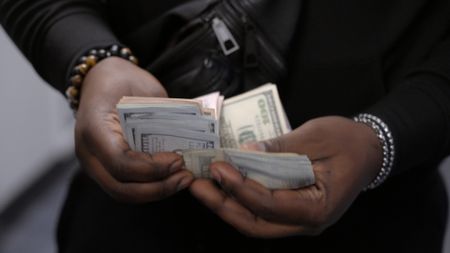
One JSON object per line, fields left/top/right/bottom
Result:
{"left": 146, "top": 0, "right": 287, "bottom": 99}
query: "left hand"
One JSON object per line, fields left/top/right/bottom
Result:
{"left": 75, "top": 57, "right": 193, "bottom": 203}
{"left": 190, "top": 116, "right": 382, "bottom": 238}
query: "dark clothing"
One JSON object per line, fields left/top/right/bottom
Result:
{"left": 1, "top": 0, "right": 450, "bottom": 252}
{"left": 58, "top": 168, "right": 447, "bottom": 253}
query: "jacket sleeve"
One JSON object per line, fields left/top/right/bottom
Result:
{"left": 366, "top": 32, "right": 450, "bottom": 176}
{"left": 0, "top": 0, "right": 120, "bottom": 93}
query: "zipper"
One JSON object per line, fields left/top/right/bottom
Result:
{"left": 226, "top": 1, "right": 286, "bottom": 77}
{"left": 211, "top": 17, "right": 240, "bottom": 56}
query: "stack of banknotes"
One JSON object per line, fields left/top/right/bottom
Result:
{"left": 117, "top": 84, "right": 315, "bottom": 189}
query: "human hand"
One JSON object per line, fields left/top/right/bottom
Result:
{"left": 190, "top": 116, "right": 382, "bottom": 237}
{"left": 75, "top": 57, "right": 193, "bottom": 203}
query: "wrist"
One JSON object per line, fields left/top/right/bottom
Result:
{"left": 65, "top": 45, "right": 139, "bottom": 111}
{"left": 79, "top": 57, "right": 136, "bottom": 104}
{"left": 77, "top": 57, "right": 168, "bottom": 116}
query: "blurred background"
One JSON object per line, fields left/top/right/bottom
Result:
{"left": 0, "top": 26, "right": 450, "bottom": 253}
{"left": 0, "top": 26, "right": 76, "bottom": 253}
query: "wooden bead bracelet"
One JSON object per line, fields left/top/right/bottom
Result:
{"left": 65, "top": 45, "right": 138, "bottom": 110}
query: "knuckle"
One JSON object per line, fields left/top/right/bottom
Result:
{"left": 274, "top": 138, "right": 284, "bottom": 152}
{"left": 109, "top": 159, "right": 128, "bottom": 180}
{"left": 209, "top": 193, "right": 228, "bottom": 214}
{"left": 303, "top": 190, "right": 333, "bottom": 228}
{"left": 155, "top": 183, "right": 170, "bottom": 200}
{"left": 147, "top": 160, "right": 169, "bottom": 180}
{"left": 264, "top": 138, "right": 283, "bottom": 152}
{"left": 254, "top": 202, "right": 277, "bottom": 220}
{"left": 153, "top": 181, "right": 175, "bottom": 201}
{"left": 152, "top": 165, "right": 166, "bottom": 179}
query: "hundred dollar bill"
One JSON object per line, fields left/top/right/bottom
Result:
{"left": 117, "top": 96, "right": 219, "bottom": 150}
{"left": 183, "top": 149, "right": 315, "bottom": 189}
{"left": 135, "top": 126, "right": 219, "bottom": 153}
{"left": 123, "top": 116, "right": 218, "bottom": 149}
{"left": 220, "top": 83, "right": 291, "bottom": 148}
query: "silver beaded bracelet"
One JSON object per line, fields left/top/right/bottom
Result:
{"left": 353, "top": 113, "right": 395, "bottom": 190}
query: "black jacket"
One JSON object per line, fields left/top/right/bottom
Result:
{"left": 1, "top": 0, "right": 449, "bottom": 252}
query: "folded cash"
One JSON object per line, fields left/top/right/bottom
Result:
{"left": 117, "top": 84, "right": 315, "bottom": 189}
{"left": 183, "top": 149, "right": 314, "bottom": 189}
{"left": 219, "top": 83, "right": 291, "bottom": 148}
{"left": 117, "top": 95, "right": 221, "bottom": 151}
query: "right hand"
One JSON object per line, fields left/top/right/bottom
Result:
{"left": 190, "top": 116, "right": 382, "bottom": 237}
{"left": 75, "top": 57, "right": 194, "bottom": 203}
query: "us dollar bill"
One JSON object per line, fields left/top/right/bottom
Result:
{"left": 117, "top": 97, "right": 218, "bottom": 151}
{"left": 135, "top": 126, "right": 219, "bottom": 153}
{"left": 183, "top": 149, "right": 315, "bottom": 189}
{"left": 220, "top": 83, "right": 291, "bottom": 148}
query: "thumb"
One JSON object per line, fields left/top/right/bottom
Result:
{"left": 240, "top": 137, "right": 285, "bottom": 153}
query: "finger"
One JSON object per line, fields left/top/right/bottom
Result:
{"left": 190, "top": 179, "right": 307, "bottom": 238}
{"left": 210, "top": 162, "right": 324, "bottom": 225}
{"left": 78, "top": 142, "right": 193, "bottom": 203}
{"left": 108, "top": 150, "right": 185, "bottom": 183}
{"left": 78, "top": 112, "right": 183, "bottom": 182}
{"left": 260, "top": 128, "right": 331, "bottom": 162}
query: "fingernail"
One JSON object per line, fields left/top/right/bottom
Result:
{"left": 170, "top": 158, "right": 183, "bottom": 173}
{"left": 210, "top": 168, "right": 222, "bottom": 184}
{"left": 177, "top": 177, "right": 192, "bottom": 192}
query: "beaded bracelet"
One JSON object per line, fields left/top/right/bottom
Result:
{"left": 65, "top": 44, "right": 139, "bottom": 110}
{"left": 353, "top": 113, "right": 395, "bottom": 190}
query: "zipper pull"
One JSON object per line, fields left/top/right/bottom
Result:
{"left": 212, "top": 17, "right": 240, "bottom": 56}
